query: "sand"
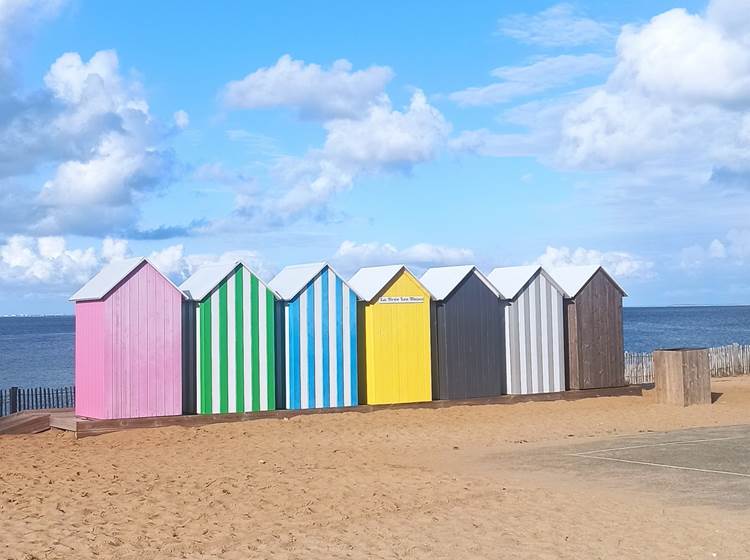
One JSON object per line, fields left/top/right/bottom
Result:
{"left": 2, "top": 377, "right": 750, "bottom": 559}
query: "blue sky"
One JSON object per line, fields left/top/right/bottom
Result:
{"left": 1, "top": 0, "right": 749, "bottom": 314}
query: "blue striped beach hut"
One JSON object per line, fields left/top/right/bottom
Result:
{"left": 269, "top": 262, "right": 359, "bottom": 410}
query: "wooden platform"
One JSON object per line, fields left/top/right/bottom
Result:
{"left": 0, "top": 410, "right": 52, "bottom": 435}
{"left": 36, "top": 385, "right": 639, "bottom": 439}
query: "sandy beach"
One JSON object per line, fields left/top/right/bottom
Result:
{"left": 2, "top": 377, "right": 750, "bottom": 559}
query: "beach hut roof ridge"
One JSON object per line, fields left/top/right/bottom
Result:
{"left": 179, "top": 260, "right": 273, "bottom": 301}
{"left": 420, "top": 265, "right": 501, "bottom": 300}
{"left": 487, "top": 265, "right": 567, "bottom": 300}
{"left": 70, "top": 257, "right": 184, "bottom": 302}
{"left": 547, "top": 265, "right": 628, "bottom": 298}
{"left": 349, "top": 264, "right": 432, "bottom": 302}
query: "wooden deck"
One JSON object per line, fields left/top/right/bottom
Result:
{"left": 0, "top": 411, "right": 51, "bottom": 435}
{"left": 33, "top": 385, "right": 639, "bottom": 439}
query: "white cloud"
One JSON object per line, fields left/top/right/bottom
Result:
{"left": 681, "top": 229, "right": 750, "bottom": 269}
{"left": 0, "top": 235, "right": 98, "bottom": 289}
{"left": 101, "top": 237, "right": 129, "bottom": 262}
{"left": 333, "top": 240, "right": 473, "bottom": 275}
{"left": 147, "top": 243, "right": 272, "bottom": 281}
{"left": 0, "top": 234, "right": 274, "bottom": 296}
{"left": 0, "top": 47, "right": 180, "bottom": 238}
{"left": 274, "top": 90, "right": 450, "bottom": 216}
{"left": 450, "top": 95, "right": 578, "bottom": 159}
{"left": 533, "top": 245, "right": 654, "bottom": 279}
{"left": 222, "top": 54, "right": 393, "bottom": 120}
{"left": 173, "top": 109, "right": 189, "bottom": 129}
{"left": 497, "top": 3, "right": 615, "bottom": 47}
{"left": 450, "top": 54, "right": 612, "bottom": 106}
{"left": 709, "top": 238, "right": 727, "bottom": 259}
{"left": 558, "top": 3, "right": 750, "bottom": 174}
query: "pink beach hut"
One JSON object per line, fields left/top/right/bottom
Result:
{"left": 70, "top": 257, "right": 184, "bottom": 420}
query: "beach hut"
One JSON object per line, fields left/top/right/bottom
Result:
{"left": 547, "top": 265, "right": 627, "bottom": 390}
{"left": 180, "top": 261, "right": 277, "bottom": 415}
{"left": 349, "top": 265, "right": 433, "bottom": 405}
{"left": 70, "top": 257, "right": 184, "bottom": 420}
{"left": 269, "top": 263, "right": 358, "bottom": 410}
{"left": 487, "top": 265, "right": 567, "bottom": 395}
{"left": 421, "top": 265, "right": 506, "bottom": 400}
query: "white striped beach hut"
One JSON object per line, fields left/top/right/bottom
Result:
{"left": 180, "top": 261, "right": 277, "bottom": 414}
{"left": 269, "top": 262, "right": 359, "bottom": 410}
{"left": 487, "top": 265, "right": 568, "bottom": 395}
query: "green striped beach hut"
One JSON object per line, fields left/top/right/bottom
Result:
{"left": 180, "top": 261, "right": 278, "bottom": 415}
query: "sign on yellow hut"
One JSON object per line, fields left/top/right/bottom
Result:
{"left": 349, "top": 265, "right": 433, "bottom": 405}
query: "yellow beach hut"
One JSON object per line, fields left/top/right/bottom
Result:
{"left": 348, "top": 265, "right": 433, "bottom": 405}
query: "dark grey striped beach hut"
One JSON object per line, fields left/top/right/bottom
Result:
{"left": 421, "top": 266, "right": 506, "bottom": 400}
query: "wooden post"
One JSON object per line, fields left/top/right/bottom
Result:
{"left": 654, "top": 348, "right": 711, "bottom": 406}
{"left": 9, "top": 387, "right": 18, "bottom": 414}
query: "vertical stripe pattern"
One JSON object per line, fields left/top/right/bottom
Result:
{"left": 282, "top": 267, "right": 358, "bottom": 410}
{"left": 195, "top": 265, "right": 277, "bottom": 413}
{"left": 504, "top": 272, "right": 565, "bottom": 395}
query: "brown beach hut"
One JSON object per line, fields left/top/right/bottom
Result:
{"left": 548, "top": 265, "right": 627, "bottom": 390}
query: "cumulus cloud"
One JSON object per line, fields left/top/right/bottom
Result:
{"left": 224, "top": 89, "right": 450, "bottom": 226}
{"left": 332, "top": 240, "right": 474, "bottom": 275}
{"left": 558, "top": 2, "right": 750, "bottom": 175}
{"left": 0, "top": 234, "right": 274, "bottom": 296}
{"left": 222, "top": 54, "right": 393, "bottom": 120}
{"left": 0, "top": 235, "right": 98, "bottom": 291}
{"left": 497, "top": 3, "right": 615, "bottom": 47}
{"left": 0, "top": 46, "right": 180, "bottom": 238}
{"left": 681, "top": 229, "right": 750, "bottom": 269}
{"left": 218, "top": 54, "right": 450, "bottom": 226}
{"left": 273, "top": 90, "right": 450, "bottom": 217}
{"left": 450, "top": 54, "right": 612, "bottom": 106}
{"left": 533, "top": 245, "right": 654, "bottom": 279}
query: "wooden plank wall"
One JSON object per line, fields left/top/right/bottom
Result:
{"left": 566, "top": 270, "right": 625, "bottom": 390}
{"left": 359, "top": 269, "right": 432, "bottom": 405}
{"left": 504, "top": 272, "right": 565, "bottom": 394}
{"left": 432, "top": 273, "right": 506, "bottom": 400}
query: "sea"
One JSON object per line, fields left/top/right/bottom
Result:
{"left": 2, "top": 306, "right": 750, "bottom": 388}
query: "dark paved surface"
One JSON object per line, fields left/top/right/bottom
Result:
{"left": 497, "top": 425, "right": 750, "bottom": 511}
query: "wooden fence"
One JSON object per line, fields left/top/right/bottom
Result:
{"left": 625, "top": 343, "right": 750, "bottom": 384}
{"left": 0, "top": 386, "right": 75, "bottom": 417}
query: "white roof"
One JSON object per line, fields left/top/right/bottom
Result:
{"left": 487, "top": 265, "right": 542, "bottom": 300}
{"left": 349, "top": 264, "right": 430, "bottom": 302}
{"left": 269, "top": 262, "right": 340, "bottom": 301}
{"left": 420, "top": 265, "right": 501, "bottom": 300}
{"left": 547, "top": 265, "right": 627, "bottom": 298}
{"left": 70, "top": 257, "right": 183, "bottom": 302}
{"left": 179, "top": 261, "right": 274, "bottom": 301}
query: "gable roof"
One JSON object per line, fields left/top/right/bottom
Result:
{"left": 70, "top": 257, "right": 183, "bottom": 302}
{"left": 487, "top": 265, "right": 567, "bottom": 300}
{"left": 268, "top": 262, "right": 326, "bottom": 300}
{"left": 268, "top": 262, "right": 356, "bottom": 301}
{"left": 179, "top": 261, "right": 274, "bottom": 301}
{"left": 547, "top": 265, "right": 628, "bottom": 298}
{"left": 420, "top": 265, "right": 502, "bottom": 300}
{"left": 349, "top": 264, "right": 431, "bottom": 303}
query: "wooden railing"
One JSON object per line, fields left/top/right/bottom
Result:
{"left": 625, "top": 343, "right": 750, "bottom": 384}
{"left": 0, "top": 386, "right": 75, "bottom": 417}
